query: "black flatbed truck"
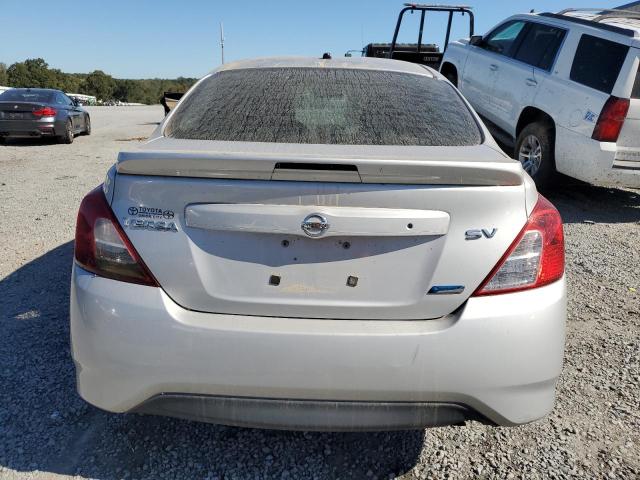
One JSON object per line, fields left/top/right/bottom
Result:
{"left": 363, "top": 3, "right": 474, "bottom": 70}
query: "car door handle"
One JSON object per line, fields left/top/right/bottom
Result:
{"left": 489, "top": 64, "right": 498, "bottom": 71}
{"left": 526, "top": 78, "right": 538, "bottom": 86}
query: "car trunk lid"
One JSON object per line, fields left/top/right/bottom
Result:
{"left": 0, "top": 102, "right": 47, "bottom": 120}
{"left": 110, "top": 139, "right": 528, "bottom": 320}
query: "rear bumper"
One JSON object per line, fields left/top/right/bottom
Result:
{"left": 135, "top": 395, "right": 480, "bottom": 431}
{"left": 0, "top": 118, "right": 63, "bottom": 137}
{"left": 555, "top": 126, "right": 640, "bottom": 187}
{"left": 70, "top": 265, "right": 567, "bottom": 430}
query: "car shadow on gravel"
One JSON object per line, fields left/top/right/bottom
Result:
{"left": 544, "top": 181, "right": 640, "bottom": 224}
{"left": 0, "top": 242, "right": 424, "bottom": 479}
{"left": 2, "top": 138, "right": 60, "bottom": 147}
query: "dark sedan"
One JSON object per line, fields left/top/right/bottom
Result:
{"left": 0, "top": 88, "right": 91, "bottom": 144}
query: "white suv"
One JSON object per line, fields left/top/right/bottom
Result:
{"left": 440, "top": 8, "right": 640, "bottom": 188}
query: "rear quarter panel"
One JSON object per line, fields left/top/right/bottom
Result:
{"left": 533, "top": 29, "right": 640, "bottom": 180}
{"left": 530, "top": 28, "right": 607, "bottom": 176}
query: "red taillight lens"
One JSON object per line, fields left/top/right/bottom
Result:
{"left": 32, "top": 107, "right": 57, "bottom": 117}
{"left": 75, "top": 186, "right": 158, "bottom": 286}
{"left": 473, "top": 195, "right": 564, "bottom": 296}
{"left": 592, "top": 96, "right": 629, "bottom": 143}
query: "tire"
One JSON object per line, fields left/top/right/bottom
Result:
{"left": 515, "top": 122, "right": 555, "bottom": 188}
{"left": 59, "top": 119, "right": 74, "bottom": 144}
{"left": 0, "top": 137, "right": 5, "bottom": 146}
{"left": 84, "top": 115, "right": 91, "bottom": 135}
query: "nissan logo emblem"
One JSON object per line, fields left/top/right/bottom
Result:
{"left": 301, "top": 213, "right": 329, "bottom": 238}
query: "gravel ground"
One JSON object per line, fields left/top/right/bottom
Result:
{"left": 0, "top": 106, "right": 638, "bottom": 480}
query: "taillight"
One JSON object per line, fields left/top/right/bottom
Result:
{"left": 592, "top": 96, "right": 629, "bottom": 142}
{"left": 74, "top": 186, "right": 158, "bottom": 286}
{"left": 32, "top": 107, "right": 57, "bottom": 117}
{"left": 473, "top": 195, "right": 564, "bottom": 296}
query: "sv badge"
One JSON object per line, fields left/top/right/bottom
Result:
{"left": 465, "top": 228, "right": 498, "bottom": 241}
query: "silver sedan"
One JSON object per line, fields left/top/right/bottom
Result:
{"left": 70, "top": 57, "right": 566, "bottom": 431}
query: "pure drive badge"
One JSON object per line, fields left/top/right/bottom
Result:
{"left": 124, "top": 218, "right": 178, "bottom": 232}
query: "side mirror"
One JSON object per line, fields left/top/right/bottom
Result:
{"left": 469, "top": 35, "right": 483, "bottom": 47}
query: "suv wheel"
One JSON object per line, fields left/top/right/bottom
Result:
{"left": 59, "top": 119, "right": 74, "bottom": 144}
{"left": 516, "top": 122, "right": 555, "bottom": 188}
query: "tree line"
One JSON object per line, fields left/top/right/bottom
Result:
{"left": 0, "top": 59, "right": 196, "bottom": 104}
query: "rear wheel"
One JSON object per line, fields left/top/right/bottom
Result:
{"left": 84, "top": 115, "right": 91, "bottom": 135}
{"left": 59, "top": 119, "right": 74, "bottom": 144}
{"left": 516, "top": 122, "right": 555, "bottom": 188}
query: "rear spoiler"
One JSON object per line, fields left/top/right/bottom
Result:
{"left": 117, "top": 148, "right": 524, "bottom": 186}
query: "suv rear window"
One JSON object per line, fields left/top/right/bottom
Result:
{"left": 570, "top": 35, "right": 629, "bottom": 94}
{"left": 165, "top": 68, "right": 482, "bottom": 146}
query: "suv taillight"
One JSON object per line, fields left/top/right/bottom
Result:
{"left": 32, "top": 107, "right": 57, "bottom": 117}
{"left": 74, "top": 186, "right": 158, "bottom": 286}
{"left": 473, "top": 195, "right": 564, "bottom": 296}
{"left": 592, "top": 96, "right": 629, "bottom": 143}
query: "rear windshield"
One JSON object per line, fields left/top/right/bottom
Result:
{"left": 570, "top": 35, "right": 629, "bottom": 94}
{"left": 165, "top": 68, "right": 482, "bottom": 146}
{"left": 0, "top": 90, "right": 54, "bottom": 103}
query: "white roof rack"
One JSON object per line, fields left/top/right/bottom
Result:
{"left": 558, "top": 7, "right": 640, "bottom": 22}
{"left": 539, "top": 8, "right": 640, "bottom": 38}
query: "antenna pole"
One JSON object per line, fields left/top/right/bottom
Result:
{"left": 220, "top": 22, "right": 225, "bottom": 64}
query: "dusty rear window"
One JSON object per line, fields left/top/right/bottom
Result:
{"left": 165, "top": 68, "right": 482, "bottom": 146}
